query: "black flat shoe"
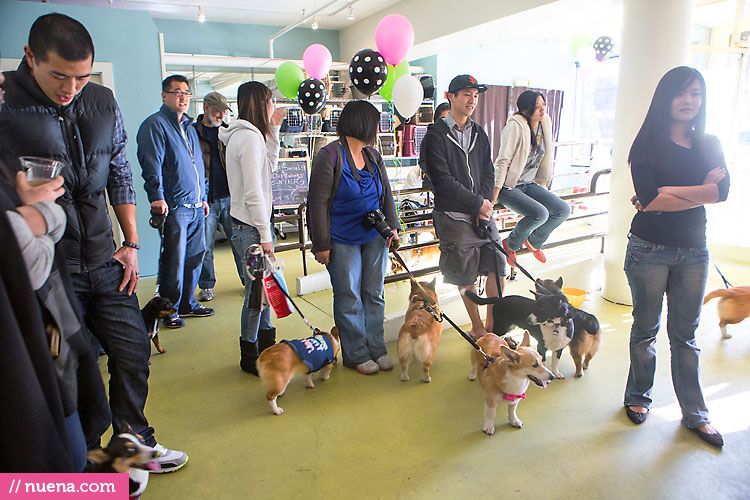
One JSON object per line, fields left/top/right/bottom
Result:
{"left": 690, "top": 426, "right": 724, "bottom": 448}
{"left": 625, "top": 406, "right": 648, "bottom": 424}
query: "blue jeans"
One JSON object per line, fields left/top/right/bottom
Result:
{"left": 327, "top": 236, "right": 389, "bottom": 367}
{"left": 623, "top": 234, "right": 710, "bottom": 428}
{"left": 65, "top": 410, "right": 87, "bottom": 472}
{"left": 70, "top": 259, "right": 154, "bottom": 446}
{"left": 230, "top": 222, "right": 272, "bottom": 342}
{"left": 199, "top": 197, "right": 245, "bottom": 289}
{"left": 160, "top": 206, "right": 206, "bottom": 315}
{"left": 498, "top": 182, "right": 570, "bottom": 251}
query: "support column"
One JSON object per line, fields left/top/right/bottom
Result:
{"left": 603, "top": 0, "right": 694, "bottom": 305}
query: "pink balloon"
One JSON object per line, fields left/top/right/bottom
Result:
{"left": 375, "top": 14, "right": 414, "bottom": 66}
{"left": 303, "top": 44, "right": 332, "bottom": 80}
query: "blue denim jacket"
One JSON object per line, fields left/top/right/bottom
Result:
{"left": 137, "top": 104, "right": 207, "bottom": 207}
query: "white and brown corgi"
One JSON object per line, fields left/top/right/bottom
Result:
{"left": 397, "top": 278, "right": 442, "bottom": 383}
{"left": 469, "top": 331, "right": 554, "bottom": 434}
{"left": 256, "top": 327, "right": 340, "bottom": 415}
{"left": 703, "top": 286, "right": 750, "bottom": 339}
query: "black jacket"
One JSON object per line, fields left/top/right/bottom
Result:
{"left": 193, "top": 116, "right": 228, "bottom": 203}
{"left": 420, "top": 118, "right": 495, "bottom": 220}
{"left": 0, "top": 173, "right": 110, "bottom": 471}
{"left": 0, "top": 61, "right": 119, "bottom": 274}
{"left": 307, "top": 139, "right": 400, "bottom": 253}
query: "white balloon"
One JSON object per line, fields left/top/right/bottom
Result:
{"left": 391, "top": 75, "right": 423, "bottom": 119}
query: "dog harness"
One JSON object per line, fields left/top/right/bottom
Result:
{"left": 416, "top": 299, "right": 443, "bottom": 323}
{"left": 281, "top": 335, "right": 335, "bottom": 373}
{"left": 503, "top": 393, "right": 526, "bottom": 402}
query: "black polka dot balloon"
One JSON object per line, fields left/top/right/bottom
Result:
{"left": 297, "top": 78, "right": 327, "bottom": 114}
{"left": 594, "top": 36, "right": 614, "bottom": 61}
{"left": 349, "top": 48, "right": 387, "bottom": 97}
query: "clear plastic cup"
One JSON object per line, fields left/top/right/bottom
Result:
{"left": 19, "top": 156, "right": 65, "bottom": 186}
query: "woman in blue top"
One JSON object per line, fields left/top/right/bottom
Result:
{"left": 307, "top": 101, "right": 400, "bottom": 375}
{"left": 624, "top": 66, "right": 729, "bottom": 448}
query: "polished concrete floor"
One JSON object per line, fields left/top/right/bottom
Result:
{"left": 109, "top": 236, "right": 750, "bottom": 500}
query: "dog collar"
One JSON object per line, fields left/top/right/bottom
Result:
{"left": 417, "top": 299, "right": 443, "bottom": 323}
{"left": 503, "top": 392, "right": 526, "bottom": 402}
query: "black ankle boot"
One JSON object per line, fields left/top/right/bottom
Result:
{"left": 257, "top": 327, "right": 277, "bottom": 355}
{"left": 239, "top": 338, "right": 259, "bottom": 375}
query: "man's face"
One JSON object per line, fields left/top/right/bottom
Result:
{"left": 162, "top": 80, "right": 191, "bottom": 114}
{"left": 448, "top": 88, "right": 479, "bottom": 118}
{"left": 203, "top": 104, "right": 226, "bottom": 127}
{"left": 24, "top": 47, "right": 92, "bottom": 106}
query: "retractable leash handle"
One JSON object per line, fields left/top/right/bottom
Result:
{"left": 263, "top": 256, "right": 319, "bottom": 333}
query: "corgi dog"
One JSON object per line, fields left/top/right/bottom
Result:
{"left": 141, "top": 296, "right": 176, "bottom": 354}
{"left": 390, "top": 242, "right": 440, "bottom": 274}
{"left": 532, "top": 278, "right": 602, "bottom": 378}
{"left": 86, "top": 428, "right": 160, "bottom": 499}
{"left": 257, "top": 327, "right": 340, "bottom": 415}
{"left": 469, "top": 331, "right": 554, "bottom": 434}
{"left": 704, "top": 286, "right": 750, "bottom": 339}
{"left": 398, "top": 278, "right": 442, "bottom": 382}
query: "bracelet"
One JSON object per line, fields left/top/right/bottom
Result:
{"left": 122, "top": 240, "right": 140, "bottom": 250}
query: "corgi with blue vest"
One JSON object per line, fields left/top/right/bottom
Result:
{"left": 257, "top": 327, "right": 340, "bottom": 415}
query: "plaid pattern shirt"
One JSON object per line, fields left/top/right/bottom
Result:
{"left": 107, "top": 107, "right": 137, "bottom": 206}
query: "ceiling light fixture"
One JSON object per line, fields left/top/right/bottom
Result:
{"left": 197, "top": 6, "right": 206, "bottom": 23}
{"left": 347, "top": 6, "right": 355, "bottom": 21}
{"left": 311, "top": 17, "right": 319, "bottom": 30}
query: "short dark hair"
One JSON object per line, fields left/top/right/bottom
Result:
{"left": 162, "top": 75, "right": 189, "bottom": 93}
{"left": 629, "top": 66, "right": 707, "bottom": 168}
{"left": 434, "top": 102, "right": 450, "bottom": 121}
{"left": 237, "top": 81, "right": 272, "bottom": 141}
{"left": 337, "top": 100, "right": 380, "bottom": 145}
{"left": 28, "top": 13, "right": 94, "bottom": 63}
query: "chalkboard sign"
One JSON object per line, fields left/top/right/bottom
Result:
{"left": 272, "top": 158, "right": 309, "bottom": 208}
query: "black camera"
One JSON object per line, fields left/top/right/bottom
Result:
{"left": 149, "top": 209, "right": 166, "bottom": 229}
{"left": 363, "top": 209, "right": 393, "bottom": 240}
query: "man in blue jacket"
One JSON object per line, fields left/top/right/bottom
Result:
{"left": 138, "top": 75, "right": 213, "bottom": 328}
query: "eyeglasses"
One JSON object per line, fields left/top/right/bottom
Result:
{"left": 165, "top": 91, "right": 192, "bottom": 97}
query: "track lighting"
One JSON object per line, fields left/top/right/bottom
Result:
{"left": 347, "top": 6, "right": 355, "bottom": 21}
{"left": 197, "top": 6, "right": 206, "bottom": 23}
{"left": 311, "top": 17, "right": 319, "bottom": 30}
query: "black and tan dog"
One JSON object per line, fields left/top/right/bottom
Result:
{"left": 531, "top": 278, "right": 602, "bottom": 378}
{"left": 141, "top": 296, "right": 176, "bottom": 354}
{"left": 86, "top": 427, "right": 160, "bottom": 499}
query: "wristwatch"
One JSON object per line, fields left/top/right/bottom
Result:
{"left": 122, "top": 240, "right": 140, "bottom": 250}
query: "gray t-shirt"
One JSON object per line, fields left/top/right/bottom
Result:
{"left": 517, "top": 123, "right": 545, "bottom": 185}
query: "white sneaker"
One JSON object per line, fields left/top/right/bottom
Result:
{"left": 197, "top": 288, "right": 215, "bottom": 301}
{"left": 151, "top": 444, "right": 188, "bottom": 473}
{"left": 376, "top": 355, "right": 394, "bottom": 371}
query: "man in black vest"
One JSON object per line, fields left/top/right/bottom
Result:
{"left": 0, "top": 13, "right": 187, "bottom": 472}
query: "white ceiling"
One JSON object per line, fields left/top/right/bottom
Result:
{"left": 18, "top": 0, "right": 404, "bottom": 29}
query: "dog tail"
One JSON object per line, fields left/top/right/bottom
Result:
{"left": 460, "top": 289, "right": 503, "bottom": 306}
{"left": 703, "top": 289, "right": 733, "bottom": 304}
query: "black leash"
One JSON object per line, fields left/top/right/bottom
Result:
{"left": 265, "top": 267, "right": 320, "bottom": 334}
{"left": 713, "top": 262, "right": 733, "bottom": 289}
{"left": 390, "top": 249, "right": 495, "bottom": 363}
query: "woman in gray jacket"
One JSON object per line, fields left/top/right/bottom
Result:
{"left": 493, "top": 90, "right": 569, "bottom": 266}
{"left": 307, "top": 101, "right": 400, "bottom": 375}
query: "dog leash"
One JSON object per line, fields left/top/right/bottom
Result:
{"left": 390, "top": 248, "right": 496, "bottom": 364}
{"left": 262, "top": 257, "right": 320, "bottom": 334}
{"left": 712, "top": 261, "right": 733, "bottom": 289}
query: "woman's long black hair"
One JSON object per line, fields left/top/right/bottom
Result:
{"left": 515, "top": 90, "right": 545, "bottom": 149}
{"left": 628, "top": 66, "right": 707, "bottom": 168}
{"left": 237, "top": 81, "right": 272, "bottom": 141}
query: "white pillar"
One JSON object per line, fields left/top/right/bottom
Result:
{"left": 602, "top": 0, "right": 694, "bottom": 305}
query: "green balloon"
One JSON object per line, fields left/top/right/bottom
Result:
{"left": 571, "top": 33, "right": 593, "bottom": 57}
{"left": 276, "top": 62, "right": 305, "bottom": 100}
{"left": 378, "top": 60, "right": 409, "bottom": 102}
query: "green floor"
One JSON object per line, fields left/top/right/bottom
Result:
{"left": 112, "top": 239, "right": 750, "bottom": 500}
